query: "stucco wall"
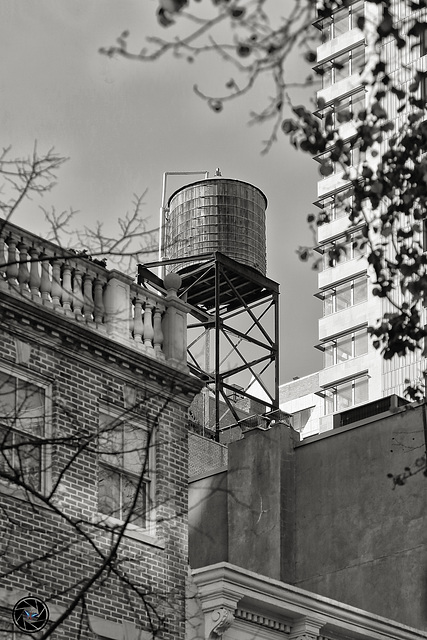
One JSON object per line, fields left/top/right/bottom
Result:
{"left": 189, "top": 470, "right": 228, "bottom": 568}
{"left": 294, "top": 404, "right": 427, "bottom": 629}
{"left": 188, "top": 424, "right": 299, "bottom": 581}
{"left": 227, "top": 425, "right": 299, "bottom": 582}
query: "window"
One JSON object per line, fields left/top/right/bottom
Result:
{"left": 320, "top": 189, "right": 353, "bottom": 222}
{"left": 320, "top": 44, "right": 365, "bottom": 89}
{"left": 316, "top": 139, "right": 361, "bottom": 180}
{"left": 98, "top": 413, "right": 153, "bottom": 530}
{"left": 320, "top": 1, "right": 364, "bottom": 42}
{"left": 323, "top": 376, "right": 369, "bottom": 414}
{"left": 335, "top": 281, "right": 352, "bottom": 311}
{"left": 0, "top": 370, "right": 46, "bottom": 492}
{"left": 322, "top": 328, "right": 369, "bottom": 368}
{"left": 322, "top": 276, "right": 367, "bottom": 315}
{"left": 321, "top": 231, "right": 366, "bottom": 269}
{"left": 319, "top": 90, "right": 365, "bottom": 132}
{"left": 291, "top": 407, "right": 313, "bottom": 432}
{"left": 421, "top": 27, "right": 427, "bottom": 57}
{"left": 421, "top": 75, "right": 427, "bottom": 106}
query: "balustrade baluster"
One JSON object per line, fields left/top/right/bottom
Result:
{"left": 6, "top": 236, "right": 19, "bottom": 289}
{"left": 51, "top": 259, "right": 62, "bottom": 308}
{"left": 153, "top": 306, "right": 164, "bottom": 358}
{"left": 61, "top": 262, "right": 72, "bottom": 315}
{"left": 40, "top": 254, "right": 52, "bottom": 306}
{"left": 83, "top": 273, "right": 95, "bottom": 322}
{"left": 0, "top": 220, "right": 188, "bottom": 365}
{"left": 0, "top": 233, "right": 8, "bottom": 291}
{"left": 143, "top": 301, "right": 155, "bottom": 353}
{"left": 133, "top": 295, "right": 144, "bottom": 343}
{"left": 17, "top": 242, "right": 30, "bottom": 298}
{"left": 129, "top": 299, "right": 134, "bottom": 340}
{"left": 72, "top": 266, "right": 84, "bottom": 320}
{"left": 29, "top": 247, "right": 41, "bottom": 300}
{"left": 93, "top": 278, "right": 105, "bottom": 325}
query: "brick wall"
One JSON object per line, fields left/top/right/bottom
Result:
{"left": 188, "top": 433, "right": 228, "bottom": 478}
{"left": 0, "top": 307, "right": 200, "bottom": 640}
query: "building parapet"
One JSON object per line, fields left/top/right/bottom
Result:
{"left": 0, "top": 219, "right": 190, "bottom": 370}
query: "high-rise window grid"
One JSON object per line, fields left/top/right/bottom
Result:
{"left": 291, "top": 407, "right": 314, "bottom": 432}
{"left": 316, "top": 142, "right": 362, "bottom": 179}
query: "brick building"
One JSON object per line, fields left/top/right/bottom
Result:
{"left": 0, "top": 219, "right": 201, "bottom": 639}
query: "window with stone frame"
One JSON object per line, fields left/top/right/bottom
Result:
{"left": 98, "top": 412, "right": 153, "bottom": 531}
{"left": 0, "top": 369, "right": 47, "bottom": 493}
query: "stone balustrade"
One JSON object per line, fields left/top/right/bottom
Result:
{"left": 0, "top": 220, "right": 189, "bottom": 369}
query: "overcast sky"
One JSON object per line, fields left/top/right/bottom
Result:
{"left": 1, "top": 0, "right": 322, "bottom": 383}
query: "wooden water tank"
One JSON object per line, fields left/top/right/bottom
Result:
{"left": 165, "top": 178, "right": 267, "bottom": 275}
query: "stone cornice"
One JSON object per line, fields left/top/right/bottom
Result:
{"left": 0, "top": 291, "right": 202, "bottom": 403}
{"left": 191, "top": 563, "right": 427, "bottom": 640}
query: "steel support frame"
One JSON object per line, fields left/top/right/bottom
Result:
{"left": 138, "top": 252, "right": 279, "bottom": 442}
{"left": 185, "top": 253, "right": 279, "bottom": 441}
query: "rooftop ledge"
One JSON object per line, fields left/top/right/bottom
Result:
{"left": 0, "top": 219, "right": 190, "bottom": 371}
{"left": 192, "top": 562, "right": 427, "bottom": 640}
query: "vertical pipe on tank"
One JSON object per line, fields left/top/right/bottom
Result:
{"left": 214, "top": 260, "right": 221, "bottom": 441}
{"left": 274, "top": 288, "right": 280, "bottom": 408}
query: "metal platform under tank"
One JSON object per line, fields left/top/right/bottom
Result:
{"left": 169, "top": 251, "right": 274, "bottom": 313}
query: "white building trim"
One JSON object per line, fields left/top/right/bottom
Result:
{"left": 191, "top": 562, "right": 427, "bottom": 640}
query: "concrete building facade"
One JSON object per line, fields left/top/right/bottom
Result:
{"left": 281, "top": 0, "right": 427, "bottom": 436}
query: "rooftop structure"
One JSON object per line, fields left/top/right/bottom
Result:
{"left": 142, "top": 175, "right": 280, "bottom": 439}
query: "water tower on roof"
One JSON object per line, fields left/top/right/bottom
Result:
{"left": 166, "top": 175, "right": 267, "bottom": 276}
{"left": 139, "top": 170, "right": 280, "bottom": 441}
